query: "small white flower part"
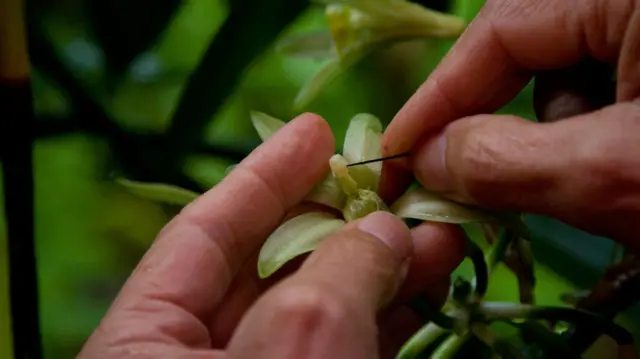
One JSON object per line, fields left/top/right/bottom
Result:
{"left": 329, "top": 154, "right": 359, "bottom": 196}
{"left": 253, "top": 111, "right": 494, "bottom": 278}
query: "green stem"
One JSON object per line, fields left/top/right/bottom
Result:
{"left": 479, "top": 302, "right": 633, "bottom": 346}
{"left": 466, "top": 236, "right": 488, "bottom": 297}
{"left": 431, "top": 332, "right": 472, "bottom": 359}
{"left": 485, "top": 228, "right": 515, "bottom": 272}
{"left": 408, "top": 295, "right": 457, "bottom": 330}
{"left": 395, "top": 322, "right": 448, "bottom": 359}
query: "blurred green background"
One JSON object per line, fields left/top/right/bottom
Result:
{"left": 1, "top": 0, "right": 638, "bottom": 358}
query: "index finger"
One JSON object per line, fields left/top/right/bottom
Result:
{"left": 109, "top": 113, "right": 335, "bottom": 325}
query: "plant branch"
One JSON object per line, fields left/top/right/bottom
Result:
{"left": 479, "top": 302, "right": 634, "bottom": 346}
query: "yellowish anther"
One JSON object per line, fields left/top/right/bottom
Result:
{"left": 329, "top": 154, "right": 359, "bottom": 196}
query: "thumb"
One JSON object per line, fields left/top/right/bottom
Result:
{"left": 226, "top": 211, "right": 412, "bottom": 359}
{"left": 412, "top": 101, "right": 640, "bottom": 248}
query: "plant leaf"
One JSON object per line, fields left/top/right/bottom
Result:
{"left": 304, "top": 173, "right": 347, "bottom": 210}
{"left": 250, "top": 111, "right": 286, "bottom": 141}
{"left": 391, "top": 188, "right": 493, "bottom": 223}
{"left": 294, "top": 59, "right": 343, "bottom": 110}
{"left": 276, "top": 30, "right": 336, "bottom": 60}
{"left": 225, "top": 164, "right": 238, "bottom": 176}
{"left": 258, "top": 212, "right": 345, "bottom": 278}
{"left": 116, "top": 178, "right": 200, "bottom": 206}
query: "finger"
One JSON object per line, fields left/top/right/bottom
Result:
{"left": 411, "top": 101, "right": 640, "bottom": 249}
{"left": 227, "top": 211, "right": 412, "bottom": 359}
{"left": 83, "top": 114, "right": 335, "bottom": 350}
{"left": 208, "top": 203, "right": 337, "bottom": 348}
{"left": 533, "top": 57, "right": 616, "bottom": 122}
{"left": 395, "top": 222, "right": 466, "bottom": 305}
{"left": 382, "top": 0, "right": 634, "bottom": 165}
{"left": 616, "top": 9, "right": 640, "bottom": 102}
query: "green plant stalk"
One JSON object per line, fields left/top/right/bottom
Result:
{"left": 431, "top": 332, "right": 472, "bottom": 359}
{"left": 395, "top": 322, "right": 448, "bottom": 359}
{"left": 479, "top": 302, "right": 633, "bottom": 346}
{"left": 467, "top": 236, "right": 489, "bottom": 297}
{"left": 0, "top": 0, "right": 41, "bottom": 357}
{"left": 485, "top": 228, "right": 515, "bottom": 272}
{"left": 408, "top": 295, "right": 456, "bottom": 330}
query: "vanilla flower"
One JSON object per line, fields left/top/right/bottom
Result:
{"left": 252, "top": 111, "right": 491, "bottom": 278}
{"left": 277, "top": 0, "right": 466, "bottom": 110}
{"left": 114, "top": 111, "right": 493, "bottom": 279}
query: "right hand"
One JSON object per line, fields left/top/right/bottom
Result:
{"left": 382, "top": 0, "right": 640, "bottom": 251}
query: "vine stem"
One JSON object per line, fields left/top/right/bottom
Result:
{"left": 478, "top": 302, "right": 633, "bottom": 346}
{"left": 431, "top": 332, "right": 472, "bottom": 359}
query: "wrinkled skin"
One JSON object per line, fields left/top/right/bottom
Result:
{"left": 79, "top": 0, "right": 640, "bottom": 358}
{"left": 78, "top": 114, "right": 465, "bottom": 359}
{"left": 382, "top": 0, "right": 640, "bottom": 253}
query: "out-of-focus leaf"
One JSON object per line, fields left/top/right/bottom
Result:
{"left": 87, "top": 0, "right": 182, "bottom": 76}
{"left": 115, "top": 178, "right": 200, "bottom": 206}
{"left": 276, "top": 30, "right": 336, "bottom": 60}
{"left": 250, "top": 111, "right": 286, "bottom": 141}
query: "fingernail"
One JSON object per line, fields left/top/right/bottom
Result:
{"left": 413, "top": 132, "right": 451, "bottom": 192}
{"left": 357, "top": 211, "right": 412, "bottom": 261}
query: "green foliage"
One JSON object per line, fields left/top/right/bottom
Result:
{"left": 1, "top": 0, "right": 637, "bottom": 357}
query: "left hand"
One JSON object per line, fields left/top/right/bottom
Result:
{"left": 77, "top": 113, "right": 465, "bottom": 359}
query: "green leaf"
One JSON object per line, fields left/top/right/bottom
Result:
{"left": 258, "top": 212, "right": 345, "bottom": 278}
{"left": 276, "top": 30, "right": 336, "bottom": 60}
{"left": 391, "top": 188, "right": 493, "bottom": 224}
{"left": 294, "top": 59, "right": 344, "bottom": 110}
{"left": 116, "top": 178, "right": 200, "bottom": 206}
{"left": 250, "top": 111, "right": 286, "bottom": 142}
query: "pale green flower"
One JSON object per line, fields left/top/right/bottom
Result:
{"left": 114, "top": 111, "right": 494, "bottom": 280}
{"left": 252, "top": 111, "right": 492, "bottom": 278}
{"left": 277, "top": 0, "right": 467, "bottom": 110}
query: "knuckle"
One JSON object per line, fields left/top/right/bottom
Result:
{"left": 447, "top": 117, "right": 508, "bottom": 201}
{"left": 579, "top": 104, "right": 640, "bottom": 202}
{"left": 268, "top": 284, "right": 346, "bottom": 331}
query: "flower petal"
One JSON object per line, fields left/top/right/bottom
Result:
{"left": 115, "top": 178, "right": 200, "bottom": 206}
{"left": 343, "top": 113, "right": 383, "bottom": 167}
{"left": 342, "top": 113, "right": 383, "bottom": 191}
{"left": 258, "top": 212, "right": 345, "bottom": 278}
{"left": 276, "top": 30, "right": 337, "bottom": 60}
{"left": 304, "top": 173, "right": 347, "bottom": 210}
{"left": 391, "top": 187, "right": 493, "bottom": 223}
{"left": 250, "top": 111, "right": 286, "bottom": 141}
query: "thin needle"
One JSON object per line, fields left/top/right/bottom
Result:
{"left": 346, "top": 152, "right": 411, "bottom": 167}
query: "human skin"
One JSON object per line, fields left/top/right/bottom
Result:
{"left": 77, "top": 114, "right": 465, "bottom": 359}
{"left": 382, "top": 0, "right": 640, "bottom": 252}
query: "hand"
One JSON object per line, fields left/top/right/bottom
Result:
{"left": 382, "top": 0, "right": 640, "bottom": 251}
{"left": 77, "top": 114, "right": 465, "bottom": 359}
